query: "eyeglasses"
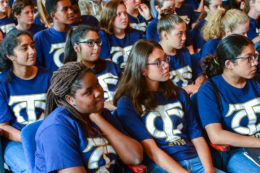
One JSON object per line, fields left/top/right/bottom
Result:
{"left": 77, "top": 39, "right": 102, "bottom": 47}
{"left": 235, "top": 53, "right": 259, "bottom": 64}
{"left": 146, "top": 56, "right": 170, "bottom": 68}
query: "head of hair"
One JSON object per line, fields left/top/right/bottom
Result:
{"left": 197, "top": 0, "right": 212, "bottom": 21}
{"left": 64, "top": 25, "right": 99, "bottom": 63}
{"left": 202, "top": 8, "right": 249, "bottom": 41}
{"left": 45, "top": 62, "right": 99, "bottom": 136}
{"left": 0, "top": 30, "right": 32, "bottom": 72}
{"left": 12, "top": 0, "right": 35, "bottom": 16}
{"left": 0, "top": 30, "right": 32, "bottom": 82}
{"left": 100, "top": 0, "right": 129, "bottom": 34}
{"left": 37, "top": 0, "right": 52, "bottom": 27}
{"left": 154, "top": 0, "right": 165, "bottom": 9}
{"left": 157, "top": 9, "right": 184, "bottom": 40}
{"left": 113, "top": 39, "right": 179, "bottom": 115}
{"left": 203, "top": 34, "right": 253, "bottom": 78}
{"left": 45, "top": 0, "right": 60, "bottom": 21}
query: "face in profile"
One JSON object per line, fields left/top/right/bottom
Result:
{"left": 8, "top": 34, "right": 36, "bottom": 67}
{"left": 68, "top": 72, "right": 104, "bottom": 114}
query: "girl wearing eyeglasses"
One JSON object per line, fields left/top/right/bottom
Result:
{"left": 158, "top": 10, "right": 203, "bottom": 95}
{"left": 98, "top": 0, "right": 143, "bottom": 72}
{"left": 64, "top": 25, "right": 120, "bottom": 112}
{"left": 198, "top": 34, "right": 260, "bottom": 173}
{"left": 114, "top": 39, "right": 223, "bottom": 173}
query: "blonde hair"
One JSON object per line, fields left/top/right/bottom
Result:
{"left": 202, "top": 9, "right": 249, "bottom": 41}
{"left": 36, "top": 0, "right": 52, "bottom": 28}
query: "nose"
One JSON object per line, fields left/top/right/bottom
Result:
{"left": 68, "top": 7, "right": 74, "bottom": 14}
{"left": 161, "top": 60, "right": 169, "bottom": 69}
{"left": 251, "top": 58, "right": 258, "bottom": 66}
{"left": 28, "top": 46, "right": 35, "bottom": 55}
{"left": 182, "top": 33, "right": 186, "bottom": 41}
{"left": 93, "top": 86, "right": 103, "bottom": 98}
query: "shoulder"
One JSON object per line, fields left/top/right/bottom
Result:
{"left": 37, "top": 107, "right": 78, "bottom": 136}
{"left": 37, "top": 67, "right": 52, "bottom": 77}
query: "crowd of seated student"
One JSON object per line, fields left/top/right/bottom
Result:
{"left": 0, "top": 0, "right": 259, "bottom": 172}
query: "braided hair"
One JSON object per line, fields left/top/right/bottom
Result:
{"left": 45, "top": 62, "right": 98, "bottom": 136}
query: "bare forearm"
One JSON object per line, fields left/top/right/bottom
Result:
{"left": 142, "top": 139, "right": 188, "bottom": 173}
{"left": 90, "top": 113, "right": 143, "bottom": 165}
{"left": 0, "top": 123, "right": 21, "bottom": 142}
{"left": 192, "top": 137, "right": 214, "bottom": 173}
{"left": 206, "top": 124, "right": 260, "bottom": 147}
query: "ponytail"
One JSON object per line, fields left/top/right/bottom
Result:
{"left": 202, "top": 8, "right": 225, "bottom": 41}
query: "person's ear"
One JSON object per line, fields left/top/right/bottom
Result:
{"left": 142, "top": 69, "right": 148, "bottom": 76}
{"left": 51, "top": 12, "right": 56, "bottom": 21}
{"left": 162, "top": 30, "right": 169, "bottom": 40}
{"left": 65, "top": 95, "right": 76, "bottom": 107}
{"left": 7, "top": 54, "right": 15, "bottom": 61}
{"left": 224, "top": 28, "right": 232, "bottom": 36}
{"left": 225, "top": 59, "right": 233, "bottom": 70}
{"left": 73, "top": 43, "right": 80, "bottom": 53}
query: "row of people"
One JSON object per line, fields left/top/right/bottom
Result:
{"left": 0, "top": 27, "right": 260, "bottom": 173}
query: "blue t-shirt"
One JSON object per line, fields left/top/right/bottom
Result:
{"left": 33, "top": 14, "right": 45, "bottom": 27}
{"left": 247, "top": 16, "right": 259, "bottom": 41}
{"left": 98, "top": 29, "right": 142, "bottom": 71}
{"left": 34, "top": 107, "right": 125, "bottom": 173}
{"left": 198, "top": 75, "right": 260, "bottom": 136}
{"left": 169, "top": 48, "right": 200, "bottom": 87}
{"left": 192, "top": 18, "right": 206, "bottom": 51}
{"left": 199, "top": 38, "right": 221, "bottom": 68}
{"left": 9, "top": 23, "right": 46, "bottom": 36}
{"left": 0, "top": 16, "right": 16, "bottom": 34}
{"left": 0, "top": 68, "right": 52, "bottom": 130}
{"left": 175, "top": 4, "right": 197, "bottom": 30}
{"left": 93, "top": 60, "right": 121, "bottom": 101}
{"left": 116, "top": 89, "right": 203, "bottom": 161}
{"left": 34, "top": 27, "right": 68, "bottom": 72}
{"left": 146, "top": 18, "right": 159, "bottom": 42}
{"left": 128, "top": 13, "right": 147, "bottom": 33}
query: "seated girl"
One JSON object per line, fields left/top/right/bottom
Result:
{"left": 99, "top": 0, "right": 143, "bottom": 71}
{"left": 64, "top": 25, "right": 121, "bottom": 111}
{"left": 198, "top": 34, "right": 260, "bottom": 173}
{"left": 0, "top": 30, "right": 52, "bottom": 173}
{"left": 114, "top": 39, "right": 223, "bottom": 173}
{"left": 200, "top": 8, "right": 249, "bottom": 64}
{"left": 34, "top": 62, "right": 143, "bottom": 173}
{"left": 192, "top": 0, "right": 223, "bottom": 52}
{"left": 158, "top": 11, "right": 202, "bottom": 95}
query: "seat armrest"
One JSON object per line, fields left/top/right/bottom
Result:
{"left": 127, "top": 164, "right": 147, "bottom": 173}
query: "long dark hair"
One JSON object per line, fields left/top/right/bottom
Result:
{"left": 0, "top": 30, "right": 33, "bottom": 82}
{"left": 45, "top": 62, "right": 98, "bottom": 136}
{"left": 203, "top": 34, "right": 254, "bottom": 78}
{"left": 64, "top": 25, "right": 106, "bottom": 73}
{"left": 113, "top": 39, "right": 179, "bottom": 115}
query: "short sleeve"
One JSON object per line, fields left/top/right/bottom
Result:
{"left": 180, "top": 89, "right": 203, "bottom": 139}
{"left": 98, "top": 30, "right": 111, "bottom": 59}
{"left": 116, "top": 96, "right": 152, "bottom": 141}
{"left": 0, "top": 83, "right": 14, "bottom": 123}
{"left": 34, "top": 32, "right": 45, "bottom": 67}
{"left": 37, "top": 124, "right": 83, "bottom": 172}
{"left": 197, "top": 81, "right": 222, "bottom": 127}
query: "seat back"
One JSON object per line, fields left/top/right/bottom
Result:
{"left": 21, "top": 120, "right": 43, "bottom": 173}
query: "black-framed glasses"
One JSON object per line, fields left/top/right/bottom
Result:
{"left": 146, "top": 56, "right": 170, "bottom": 68}
{"left": 234, "top": 53, "right": 259, "bottom": 64}
{"left": 77, "top": 39, "right": 102, "bottom": 47}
